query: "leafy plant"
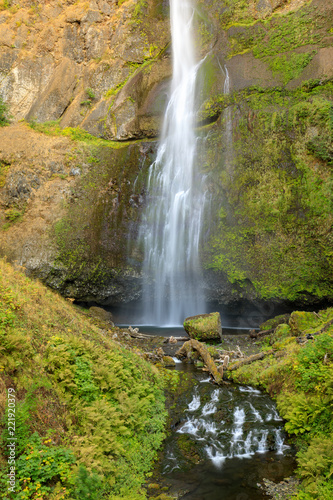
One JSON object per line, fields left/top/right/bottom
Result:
{"left": 0, "top": 97, "right": 10, "bottom": 126}
{"left": 73, "top": 466, "right": 104, "bottom": 500}
{"left": 295, "top": 334, "right": 333, "bottom": 392}
{"left": 15, "top": 433, "right": 76, "bottom": 499}
{"left": 0, "top": 258, "right": 168, "bottom": 499}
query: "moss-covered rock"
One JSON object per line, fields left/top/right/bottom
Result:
{"left": 183, "top": 312, "right": 222, "bottom": 341}
{"left": 289, "top": 311, "right": 322, "bottom": 335}
{"left": 201, "top": 79, "right": 333, "bottom": 306}
{"left": 162, "top": 356, "right": 176, "bottom": 367}
{"left": 260, "top": 314, "right": 291, "bottom": 331}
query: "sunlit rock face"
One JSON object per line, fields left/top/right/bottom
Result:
{"left": 0, "top": 0, "right": 332, "bottom": 309}
{"left": 0, "top": 0, "right": 171, "bottom": 140}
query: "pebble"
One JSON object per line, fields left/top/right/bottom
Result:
{"left": 259, "top": 476, "right": 300, "bottom": 499}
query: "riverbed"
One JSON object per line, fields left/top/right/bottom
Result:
{"left": 153, "top": 363, "right": 296, "bottom": 500}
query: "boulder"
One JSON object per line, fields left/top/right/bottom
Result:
{"left": 183, "top": 312, "right": 222, "bottom": 341}
{"left": 260, "top": 313, "right": 291, "bottom": 331}
{"left": 89, "top": 306, "right": 114, "bottom": 325}
{"left": 289, "top": 311, "right": 319, "bottom": 335}
{"left": 162, "top": 356, "right": 176, "bottom": 367}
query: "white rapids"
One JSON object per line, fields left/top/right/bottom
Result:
{"left": 170, "top": 382, "right": 289, "bottom": 469}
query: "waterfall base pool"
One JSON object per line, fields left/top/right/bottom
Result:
{"left": 151, "top": 364, "right": 296, "bottom": 500}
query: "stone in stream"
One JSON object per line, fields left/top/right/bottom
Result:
{"left": 162, "top": 356, "right": 176, "bottom": 367}
{"left": 183, "top": 312, "right": 222, "bottom": 341}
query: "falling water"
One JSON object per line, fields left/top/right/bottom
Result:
{"left": 140, "top": 0, "right": 206, "bottom": 325}
{"left": 223, "top": 65, "right": 233, "bottom": 174}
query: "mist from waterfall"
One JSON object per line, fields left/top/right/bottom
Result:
{"left": 140, "top": 0, "right": 206, "bottom": 326}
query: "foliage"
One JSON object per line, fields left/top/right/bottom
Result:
{"left": 0, "top": 97, "right": 10, "bottom": 126}
{"left": 296, "top": 437, "right": 333, "bottom": 499}
{"left": 204, "top": 81, "right": 333, "bottom": 302}
{"left": 227, "top": 308, "right": 333, "bottom": 498}
{"left": 295, "top": 333, "right": 333, "bottom": 391}
{"left": 73, "top": 466, "right": 104, "bottom": 500}
{"left": 0, "top": 259, "right": 167, "bottom": 499}
{"left": 15, "top": 433, "right": 76, "bottom": 499}
{"left": 27, "top": 120, "right": 132, "bottom": 149}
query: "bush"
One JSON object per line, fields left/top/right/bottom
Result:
{"left": 0, "top": 97, "right": 10, "bottom": 126}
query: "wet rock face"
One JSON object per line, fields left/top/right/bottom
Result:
{"left": 0, "top": 0, "right": 333, "bottom": 308}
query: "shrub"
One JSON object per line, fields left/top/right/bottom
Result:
{"left": 0, "top": 97, "right": 10, "bottom": 126}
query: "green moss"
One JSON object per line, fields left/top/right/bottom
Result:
{"left": 225, "top": 1, "right": 327, "bottom": 85}
{"left": 177, "top": 434, "right": 201, "bottom": 463}
{"left": 183, "top": 313, "right": 221, "bottom": 341}
{"left": 268, "top": 51, "right": 316, "bottom": 85}
{"left": 0, "top": 96, "right": 10, "bottom": 126}
{"left": 204, "top": 81, "right": 333, "bottom": 303}
{"left": 260, "top": 313, "right": 291, "bottom": 331}
{"left": 28, "top": 120, "right": 136, "bottom": 149}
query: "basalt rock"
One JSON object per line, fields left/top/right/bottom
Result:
{"left": 0, "top": 0, "right": 332, "bottom": 310}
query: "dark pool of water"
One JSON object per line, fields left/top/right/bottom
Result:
{"left": 116, "top": 325, "right": 256, "bottom": 337}
{"left": 154, "top": 364, "right": 296, "bottom": 500}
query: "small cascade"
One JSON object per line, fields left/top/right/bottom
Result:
{"left": 169, "top": 382, "right": 291, "bottom": 472}
{"left": 239, "top": 385, "right": 261, "bottom": 395}
{"left": 243, "top": 431, "right": 253, "bottom": 457}
{"left": 205, "top": 445, "right": 226, "bottom": 468}
{"left": 249, "top": 402, "right": 263, "bottom": 422}
{"left": 188, "top": 393, "right": 201, "bottom": 412}
{"left": 233, "top": 406, "right": 246, "bottom": 426}
{"left": 202, "top": 401, "right": 217, "bottom": 416}
{"left": 257, "top": 430, "right": 269, "bottom": 453}
{"left": 275, "top": 429, "right": 290, "bottom": 454}
{"left": 223, "top": 65, "right": 233, "bottom": 175}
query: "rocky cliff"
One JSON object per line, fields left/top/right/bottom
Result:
{"left": 0, "top": 0, "right": 332, "bottom": 310}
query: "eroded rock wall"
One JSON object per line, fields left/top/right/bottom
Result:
{"left": 0, "top": 0, "right": 332, "bottom": 308}
{"left": 0, "top": 0, "right": 171, "bottom": 140}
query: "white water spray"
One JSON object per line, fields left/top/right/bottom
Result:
{"left": 140, "top": 0, "right": 206, "bottom": 325}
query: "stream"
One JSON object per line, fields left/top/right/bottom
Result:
{"left": 153, "top": 354, "right": 296, "bottom": 499}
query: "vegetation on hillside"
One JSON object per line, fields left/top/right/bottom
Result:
{"left": 0, "top": 259, "right": 168, "bottom": 500}
{"left": 227, "top": 309, "right": 333, "bottom": 499}
{"left": 203, "top": 79, "right": 333, "bottom": 302}
{"left": 0, "top": 98, "right": 10, "bottom": 127}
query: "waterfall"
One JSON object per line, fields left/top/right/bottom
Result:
{"left": 223, "top": 65, "right": 233, "bottom": 174}
{"left": 140, "top": 0, "right": 206, "bottom": 326}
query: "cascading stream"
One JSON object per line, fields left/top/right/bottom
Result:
{"left": 164, "top": 380, "right": 291, "bottom": 476}
{"left": 140, "top": 0, "right": 206, "bottom": 326}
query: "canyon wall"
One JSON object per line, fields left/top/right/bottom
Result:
{"left": 0, "top": 0, "right": 332, "bottom": 308}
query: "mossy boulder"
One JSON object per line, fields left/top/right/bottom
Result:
{"left": 183, "top": 312, "right": 222, "bottom": 341}
{"left": 162, "top": 356, "right": 176, "bottom": 367}
{"left": 89, "top": 306, "right": 114, "bottom": 325}
{"left": 289, "top": 311, "right": 319, "bottom": 335}
{"left": 260, "top": 313, "right": 291, "bottom": 331}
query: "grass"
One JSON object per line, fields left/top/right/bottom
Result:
{"left": 0, "top": 259, "right": 168, "bottom": 499}
{"left": 27, "top": 120, "right": 137, "bottom": 149}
